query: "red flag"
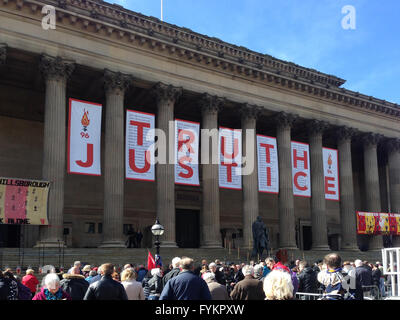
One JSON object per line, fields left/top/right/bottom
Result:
{"left": 147, "top": 251, "right": 156, "bottom": 271}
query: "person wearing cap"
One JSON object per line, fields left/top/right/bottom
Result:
{"left": 22, "top": 269, "right": 39, "bottom": 296}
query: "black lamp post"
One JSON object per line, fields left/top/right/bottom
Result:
{"left": 151, "top": 218, "right": 164, "bottom": 255}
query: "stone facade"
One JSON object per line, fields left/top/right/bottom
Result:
{"left": 0, "top": 0, "right": 399, "bottom": 251}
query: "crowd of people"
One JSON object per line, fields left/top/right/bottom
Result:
{"left": 0, "top": 253, "right": 392, "bottom": 300}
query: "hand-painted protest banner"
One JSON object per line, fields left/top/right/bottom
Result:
{"left": 291, "top": 141, "right": 311, "bottom": 197}
{"left": 0, "top": 178, "right": 49, "bottom": 225}
{"left": 125, "top": 110, "right": 155, "bottom": 181}
{"left": 357, "top": 211, "right": 400, "bottom": 235}
{"left": 257, "top": 135, "right": 279, "bottom": 194}
{"left": 323, "top": 148, "right": 340, "bottom": 201}
{"left": 219, "top": 127, "right": 242, "bottom": 190}
{"left": 68, "top": 99, "right": 102, "bottom": 176}
{"left": 175, "top": 119, "right": 200, "bottom": 186}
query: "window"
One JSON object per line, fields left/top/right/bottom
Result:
{"left": 98, "top": 223, "right": 102, "bottom": 234}
{"left": 85, "top": 222, "right": 95, "bottom": 234}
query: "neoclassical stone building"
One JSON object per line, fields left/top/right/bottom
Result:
{"left": 0, "top": 0, "right": 399, "bottom": 252}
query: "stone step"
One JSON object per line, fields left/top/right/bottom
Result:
{"left": 1, "top": 247, "right": 384, "bottom": 272}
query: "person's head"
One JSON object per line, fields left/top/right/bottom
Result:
{"left": 99, "top": 263, "right": 114, "bottom": 276}
{"left": 242, "top": 265, "right": 254, "bottom": 277}
{"left": 355, "top": 259, "right": 363, "bottom": 268}
{"left": 151, "top": 268, "right": 162, "bottom": 277}
{"left": 172, "top": 257, "right": 181, "bottom": 269}
{"left": 180, "top": 257, "right": 194, "bottom": 271}
{"left": 253, "top": 264, "right": 263, "bottom": 278}
{"left": 73, "top": 261, "right": 81, "bottom": 268}
{"left": 265, "top": 257, "right": 275, "bottom": 270}
{"left": 295, "top": 260, "right": 300, "bottom": 266}
{"left": 215, "top": 259, "right": 221, "bottom": 265}
{"left": 376, "top": 261, "right": 381, "bottom": 266}
{"left": 298, "top": 260, "right": 308, "bottom": 272}
{"left": 324, "top": 253, "right": 342, "bottom": 270}
{"left": 121, "top": 268, "right": 137, "bottom": 281}
{"left": 82, "top": 265, "right": 91, "bottom": 274}
{"left": 112, "top": 272, "right": 120, "bottom": 281}
{"left": 263, "top": 270, "right": 294, "bottom": 300}
{"left": 71, "top": 266, "right": 81, "bottom": 275}
{"left": 208, "top": 262, "right": 217, "bottom": 273}
{"left": 44, "top": 273, "right": 61, "bottom": 295}
{"left": 201, "top": 259, "right": 207, "bottom": 266}
{"left": 123, "top": 264, "right": 132, "bottom": 270}
{"left": 88, "top": 270, "right": 97, "bottom": 277}
{"left": 26, "top": 269, "right": 35, "bottom": 276}
{"left": 202, "top": 272, "right": 216, "bottom": 283}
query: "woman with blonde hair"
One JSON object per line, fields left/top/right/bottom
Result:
{"left": 121, "top": 268, "right": 144, "bottom": 300}
{"left": 263, "top": 270, "right": 294, "bottom": 300}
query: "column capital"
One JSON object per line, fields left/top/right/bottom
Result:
{"left": 240, "top": 103, "right": 262, "bottom": 121}
{"left": 153, "top": 82, "right": 182, "bottom": 105}
{"left": 275, "top": 111, "right": 298, "bottom": 129}
{"left": 39, "top": 54, "right": 75, "bottom": 81}
{"left": 199, "top": 93, "right": 225, "bottom": 115}
{"left": 0, "top": 44, "right": 6, "bottom": 65}
{"left": 307, "top": 119, "right": 329, "bottom": 136}
{"left": 361, "top": 132, "right": 384, "bottom": 148}
{"left": 386, "top": 138, "right": 400, "bottom": 154}
{"left": 104, "top": 69, "right": 132, "bottom": 94}
{"left": 337, "top": 126, "right": 357, "bottom": 142}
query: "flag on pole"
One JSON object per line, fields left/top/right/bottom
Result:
{"left": 147, "top": 251, "right": 156, "bottom": 271}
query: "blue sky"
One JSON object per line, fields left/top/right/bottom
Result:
{"left": 113, "top": 0, "right": 400, "bottom": 104}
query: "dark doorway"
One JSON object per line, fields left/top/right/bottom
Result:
{"left": 328, "top": 234, "right": 340, "bottom": 251}
{"left": 302, "top": 226, "right": 312, "bottom": 250}
{"left": 176, "top": 209, "right": 200, "bottom": 248}
{"left": 0, "top": 225, "right": 21, "bottom": 248}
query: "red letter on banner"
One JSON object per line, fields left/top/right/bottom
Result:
{"left": 178, "top": 129, "right": 195, "bottom": 154}
{"left": 294, "top": 172, "right": 308, "bottom": 191}
{"left": 221, "top": 162, "right": 238, "bottom": 182}
{"left": 130, "top": 120, "right": 150, "bottom": 146}
{"left": 76, "top": 143, "right": 94, "bottom": 168}
{"left": 293, "top": 149, "right": 308, "bottom": 169}
{"left": 178, "top": 156, "right": 194, "bottom": 179}
{"left": 221, "top": 136, "right": 239, "bottom": 160}
{"left": 325, "top": 176, "right": 336, "bottom": 195}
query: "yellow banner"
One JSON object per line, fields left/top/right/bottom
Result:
{"left": 0, "top": 178, "right": 49, "bottom": 225}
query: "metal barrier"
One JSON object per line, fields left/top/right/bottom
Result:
{"left": 362, "top": 285, "right": 381, "bottom": 300}
{"left": 295, "top": 292, "right": 323, "bottom": 300}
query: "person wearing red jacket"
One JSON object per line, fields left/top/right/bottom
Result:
{"left": 22, "top": 269, "right": 39, "bottom": 296}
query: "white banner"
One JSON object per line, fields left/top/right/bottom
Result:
{"left": 219, "top": 127, "right": 242, "bottom": 190}
{"left": 175, "top": 119, "right": 200, "bottom": 186}
{"left": 68, "top": 99, "right": 102, "bottom": 176}
{"left": 291, "top": 141, "right": 311, "bottom": 197}
{"left": 257, "top": 135, "right": 279, "bottom": 193}
{"left": 323, "top": 147, "right": 340, "bottom": 201}
{"left": 125, "top": 110, "right": 155, "bottom": 181}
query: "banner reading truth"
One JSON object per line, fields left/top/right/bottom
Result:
{"left": 0, "top": 178, "right": 49, "bottom": 225}
{"left": 68, "top": 99, "right": 102, "bottom": 176}
{"left": 219, "top": 127, "right": 242, "bottom": 190}
{"left": 125, "top": 110, "right": 155, "bottom": 181}
{"left": 174, "top": 119, "right": 200, "bottom": 186}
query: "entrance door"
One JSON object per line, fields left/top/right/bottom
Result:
{"left": 176, "top": 209, "right": 199, "bottom": 248}
{"left": 0, "top": 225, "right": 20, "bottom": 248}
{"left": 302, "top": 226, "right": 312, "bottom": 250}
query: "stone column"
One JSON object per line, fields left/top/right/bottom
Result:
{"left": 241, "top": 104, "right": 260, "bottom": 250}
{"left": 362, "top": 132, "right": 384, "bottom": 250}
{"left": 387, "top": 138, "right": 400, "bottom": 246}
{"left": 199, "top": 94, "right": 223, "bottom": 248}
{"left": 337, "top": 126, "right": 359, "bottom": 250}
{"left": 153, "top": 83, "right": 182, "bottom": 247}
{"left": 99, "top": 70, "right": 132, "bottom": 248}
{"left": 275, "top": 112, "right": 298, "bottom": 250}
{"left": 308, "top": 120, "right": 330, "bottom": 250}
{"left": 37, "top": 55, "right": 74, "bottom": 247}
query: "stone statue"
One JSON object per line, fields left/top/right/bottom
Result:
{"left": 252, "top": 216, "right": 269, "bottom": 259}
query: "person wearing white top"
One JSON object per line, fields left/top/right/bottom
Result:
{"left": 121, "top": 268, "right": 145, "bottom": 300}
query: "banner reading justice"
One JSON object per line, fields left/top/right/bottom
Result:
{"left": 68, "top": 99, "right": 102, "bottom": 176}
{"left": 175, "top": 119, "right": 200, "bottom": 186}
{"left": 0, "top": 178, "right": 49, "bottom": 225}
